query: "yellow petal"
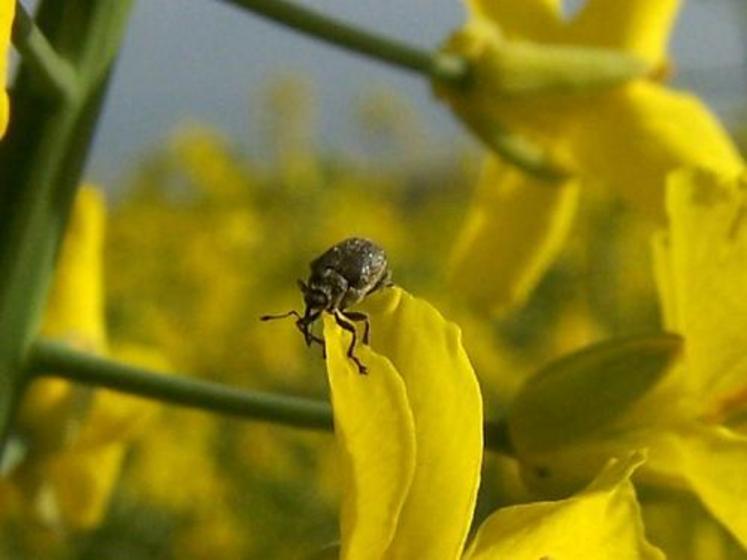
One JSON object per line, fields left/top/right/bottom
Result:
{"left": 449, "top": 159, "right": 579, "bottom": 313}
{"left": 44, "top": 444, "right": 126, "bottom": 529}
{"left": 466, "top": 0, "right": 561, "bottom": 42}
{"left": 571, "top": 83, "right": 742, "bottom": 219}
{"left": 323, "top": 311, "right": 416, "bottom": 560}
{"left": 641, "top": 478, "right": 743, "bottom": 560}
{"left": 658, "top": 169, "right": 747, "bottom": 405}
{"left": 40, "top": 185, "right": 107, "bottom": 349}
{"left": 646, "top": 423, "right": 747, "bottom": 550}
{"left": 568, "top": 0, "right": 681, "bottom": 63}
{"left": 360, "top": 287, "right": 483, "bottom": 560}
{"left": 0, "top": 0, "right": 13, "bottom": 138}
{"left": 464, "top": 452, "right": 664, "bottom": 559}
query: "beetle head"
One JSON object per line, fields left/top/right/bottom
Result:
{"left": 300, "top": 269, "right": 347, "bottom": 314}
{"left": 298, "top": 278, "right": 330, "bottom": 315}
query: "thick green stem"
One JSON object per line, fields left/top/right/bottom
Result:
{"left": 29, "top": 339, "right": 334, "bottom": 431}
{"left": 11, "top": 2, "right": 79, "bottom": 100}
{"left": 27, "top": 339, "right": 514, "bottom": 454}
{"left": 219, "top": 0, "right": 469, "bottom": 85}
{"left": 0, "top": 2, "right": 134, "bottom": 453}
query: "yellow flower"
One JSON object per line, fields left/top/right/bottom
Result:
{"left": 324, "top": 287, "right": 661, "bottom": 558}
{"left": 0, "top": 0, "right": 13, "bottom": 138}
{"left": 439, "top": 0, "right": 743, "bottom": 312}
{"left": 448, "top": 161, "right": 579, "bottom": 313}
{"left": 12, "top": 186, "right": 165, "bottom": 529}
{"left": 508, "top": 168, "right": 747, "bottom": 552}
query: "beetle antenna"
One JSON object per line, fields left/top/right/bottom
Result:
{"left": 260, "top": 310, "right": 302, "bottom": 322}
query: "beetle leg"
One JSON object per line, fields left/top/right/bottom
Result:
{"left": 297, "top": 320, "right": 325, "bottom": 347}
{"left": 296, "top": 309, "right": 323, "bottom": 347}
{"left": 341, "top": 311, "right": 371, "bottom": 345}
{"left": 333, "top": 310, "right": 367, "bottom": 374}
{"left": 306, "top": 330, "right": 327, "bottom": 359}
{"left": 260, "top": 310, "right": 302, "bottom": 322}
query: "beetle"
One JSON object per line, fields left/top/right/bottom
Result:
{"left": 261, "top": 237, "right": 392, "bottom": 374}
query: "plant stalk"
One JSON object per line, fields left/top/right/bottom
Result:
{"left": 220, "top": 0, "right": 469, "bottom": 85}
{"left": 27, "top": 338, "right": 514, "bottom": 454}
{"left": 0, "top": 1, "right": 134, "bottom": 454}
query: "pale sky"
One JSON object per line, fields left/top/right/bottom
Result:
{"left": 84, "top": 0, "right": 747, "bottom": 185}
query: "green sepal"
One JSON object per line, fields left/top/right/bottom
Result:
{"left": 508, "top": 333, "right": 682, "bottom": 455}
{"left": 474, "top": 39, "right": 651, "bottom": 98}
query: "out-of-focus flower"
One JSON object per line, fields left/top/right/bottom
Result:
{"left": 11, "top": 187, "right": 165, "bottom": 530}
{"left": 126, "top": 410, "right": 228, "bottom": 513}
{"left": 324, "top": 287, "right": 661, "bottom": 558}
{"left": 124, "top": 408, "right": 250, "bottom": 559}
{"left": 439, "top": 0, "right": 743, "bottom": 312}
{"left": 170, "top": 125, "right": 254, "bottom": 200}
{"left": 508, "top": 168, "right": 747, "bottom": 552}
{"left": 448, "top": 161, "right": 579, "bottom": 313}
{"left": 0, "top": 0, "right": 13, "bottom": 138}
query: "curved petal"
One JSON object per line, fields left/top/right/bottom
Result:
{"left": 323, "top": 312, "right": 416, "bottom": 560}
{"left": 646, "top": 423, "right": 747, "bottom": 551}
{"left": 40, "top": 186, "right": 107, "bottom": 348}
{"left": 465, "top": 452, "right": 664, "bottom": 559}
{"left": 0, "top": 0, "right": 13, "bottom": 138}
{"left": 359, "top": 287, "right": 483, "bottom": 560}
{"left": 466, "top": 0, "right": 561, "bottom": 42}
{"left": 449, "top": 159, "right": 579, "bottom": 314}
{"left": 568, "top": 0, "right": 681, "bottom": 63}
{"left": 571, "top": 83, "right": 742, "bottom": 219}
{"left": 657, "top": 169, "right": 747, "bottom": 406}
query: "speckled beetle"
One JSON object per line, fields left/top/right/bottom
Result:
{"left": 261, "top": 237, "right": 392, "bottom": 374}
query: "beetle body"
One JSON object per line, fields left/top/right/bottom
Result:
{"left": 303, "top": 237, "right": 391, "bottom": 312}
{"left": 261, "top": 237, "right": 392, "bottom": 373}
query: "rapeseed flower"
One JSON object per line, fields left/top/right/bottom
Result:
{"left": 12, "top": 187, "right": 164, "bottom": 529}
{"left": 324, "top": 287, "right": 662, "bottom": 558}
{"left": 439, "top": 0, "right": 743, "bottom": 312}
{"left": 508, "top": 168, "right": 747, "bottom": 552}
{"left": 0, "top": 0, "right": 12, "bottom": 138}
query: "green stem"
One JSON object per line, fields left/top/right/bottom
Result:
{"left": 11, "top": 2, "right": 79, "bottom": 100}
{"left": 220, "top": 0, "right": 569, "bottom": 180}
{"left": 27, "top": 339, "right": 514, "bottom": 454}
{"left": 0, "top": 1, "right": 134, "bottom": 453}
{"left": 219, "top": 0, "right": 469, "bottom": 85}
{"left": 29, "top": 339, "right": 334, "bottom": 431}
